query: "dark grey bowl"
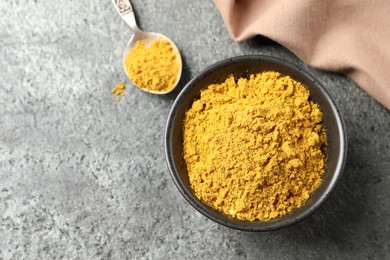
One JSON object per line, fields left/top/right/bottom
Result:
{"left": 165, "top": 55, "right": 347, "bottom": 231}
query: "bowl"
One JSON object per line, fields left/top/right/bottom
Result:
{"left": 165, "top": 55, "right": 347, "bottom": 231}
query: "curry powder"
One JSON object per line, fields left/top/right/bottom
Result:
{"left": 124, "top": 39, "right": 179, "bottom": 92}
{"left": 111, "top": 81, "right": 126, "bottom": 102}
{"left": 183, "top": 71, "right": 326, "bottom": 221}
{"left": 112, "top": 81, "right": 126, "bottom": 96}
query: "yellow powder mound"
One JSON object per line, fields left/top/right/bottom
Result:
{"left": 124, "top": 39, "right": 179, "bottom": 92}
{"left": 183, "top": 71, "right": 326, "bottom": 221}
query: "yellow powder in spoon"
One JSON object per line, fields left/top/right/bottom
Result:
{"left": 124, "top": 39, "right": 180, "bottom": 92}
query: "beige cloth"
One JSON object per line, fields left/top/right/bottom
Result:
{"left": 214, "top": 0, "right": 390, "bottom": 109}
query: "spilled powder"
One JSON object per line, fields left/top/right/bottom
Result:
{"left": 112, "top": 82, "right": 126, "bottom": 102}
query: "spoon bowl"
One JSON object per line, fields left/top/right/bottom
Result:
{"left": 112, "top": 0, "right": 182, "bottom": 94}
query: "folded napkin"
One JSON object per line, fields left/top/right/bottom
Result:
{"left": 214, "top": 0, "right": 390, "bottom": 109}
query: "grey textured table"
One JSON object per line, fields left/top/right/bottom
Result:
{"left": 1, "top": 1, "right": 389, "bottom": 259}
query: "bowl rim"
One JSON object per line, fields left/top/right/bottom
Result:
{"left": 165, "top": 54, "right": 347, "bottom": 231}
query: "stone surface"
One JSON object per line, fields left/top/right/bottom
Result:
{"left": 0, "top": 0, "right": 389, "bottom": 259}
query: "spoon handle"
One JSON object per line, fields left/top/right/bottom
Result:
{"left": 112, "top": 0, "right": 140, "bottom": 33}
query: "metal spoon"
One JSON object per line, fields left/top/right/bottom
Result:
{"left": 112, "top": 0, "right": 182, "bottom": 94}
